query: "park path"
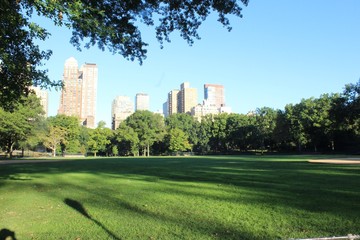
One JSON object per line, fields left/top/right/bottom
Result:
{"left": 2, "top": 158, "right": 360, "bottom": 165}
{"left": 0, "top": 159, "right": 68, "bottom": 165}
{"left": 308, "top": 158, "right": 360, "bottom": 164}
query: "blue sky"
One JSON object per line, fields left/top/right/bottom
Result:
{"left": 36, "top": 1, "right": 360, "bottom": 127}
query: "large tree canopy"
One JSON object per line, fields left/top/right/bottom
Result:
{"left": 0, "top": 93, "right": 44, "bottom": 158}
{"left": 0, "top": 0, "right": 249, "bottom": 106}
{"left": 0, "top": 0, "right": 58, "bottom": 110}
{"left": 126, "top": 110, "right": 165, "bottom": 156}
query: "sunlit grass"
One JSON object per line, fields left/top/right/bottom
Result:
{"left": 0, "top": 156, "right": 359, "bottom": 239}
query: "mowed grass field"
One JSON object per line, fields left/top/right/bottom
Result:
{"left": 0, "top": 155, "right": 359, "bottom": 240}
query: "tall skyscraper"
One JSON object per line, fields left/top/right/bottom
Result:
{"left": 80, "top": 63, "right": 98, "bottom": 128}
{"left": 167, "top": 89, "right": 180, "bottom": 115}
{"left": 30, "top": 86, "right": 48, "bottom": 117}
{"left": 111, "top": 96, "right": 134, "bottom": 130}
{"left": 178, "top": 82, "right": 198, "bottom": 114}
{"left": 163, "top": 101, "right": 168, "bottom": 117}
{"left": 58, "top": 57, "right": 98, "bottom": 128}
{"left": 135, "top": 93, "right": 149, "bottom": 111}
{"left": 58, "top": 57, "right": 81, "bottom": 117}
{"left": 204, "top": 84, "right": 225, "bottom": 108}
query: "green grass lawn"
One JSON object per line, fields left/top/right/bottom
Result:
{"left": 0, "top": 155, "right": 359, "bottom": 239}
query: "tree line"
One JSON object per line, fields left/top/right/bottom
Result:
{"left": 0, "top": 81, "right": 359, "bottom": 158}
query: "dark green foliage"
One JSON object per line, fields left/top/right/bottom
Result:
{"left": 125, "top": 110, "right": 165, "bottom": 156}
{"left": 0, "top": 0, "right": 61, "bottom": 109}
{"left": 0, "top": 94, "right": 44, "bottom": 158}
{"left": 114, "top": 122, "right": 140, "bottom": 156}
{"left": 167, "top": 128, "right": 192, "bottom": 152}
{"left": 330, "top": 81, "right": 360, "bottom": 152}
{"left": 46, "top": 115, "right": 82, "bottom": 154}
{"left": 87, "top": 121, "right": 112, "bottom": 156}
{"left": 165, "top": 113, "right": 199, "bottom": 149}
{"left": 254, "top": 107, "right": 278, "bottom": 151}
{"left": 128, "top": 85, "right": 357, "bottom": 154}
{"left": 26, "top": 0, "right": 248, "bottom": 63}
{"left": 42, "top": 125, "right": 67, "bottom": 157}
{"left": 2, "top": 81, "right": 359, "bottom": 157}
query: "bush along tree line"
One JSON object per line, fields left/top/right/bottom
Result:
{"left": 0, "top": 80, "right": 359, "bottom": 158}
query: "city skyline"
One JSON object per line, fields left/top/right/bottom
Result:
{"left": 110, "top": 82, "right": 227, "bottom": 128}
{"left": 53, "top": 60, "right": 239, "bottom": 127}
{"left": 37, "top": 1, "right": 360, "bottom": 127}
{"left": 51, "top": 58, "right": 233, "bottom": 128}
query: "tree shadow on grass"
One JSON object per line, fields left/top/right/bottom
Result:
{"left": 115, "top": 198, "right": 258, "bottom": 239}
{"left": 64, "top": 198, "right": 121, "bottom": 240}
{"left": 0, "top": 228, "right": 16, "bottom": 240}
{"left": 1, "top": 157, "right": 360, "bottom": 238}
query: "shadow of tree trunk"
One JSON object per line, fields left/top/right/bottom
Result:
{"left": 64, "top": 198, "right": 121, "bottom": 240}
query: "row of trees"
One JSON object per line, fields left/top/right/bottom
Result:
{"left": 0, "top": 81, "right": 359, "bottom": 158}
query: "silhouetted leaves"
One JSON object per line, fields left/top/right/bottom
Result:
{"left": 1, "top": 0, "right": 248, "bottom": 105}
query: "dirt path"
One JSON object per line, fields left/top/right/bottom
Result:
{"left": 308, "top": 158, "right": 360, "bottom": 164}
{"left": 2, "top": 158, "right": 360, "bottom": 165}
{"left": 0, "top": 159, "right": 68, "bottom": 165}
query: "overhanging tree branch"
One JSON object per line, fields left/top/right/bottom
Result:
{"left": 1, "top": 0, "right": 249, "bottom": 106}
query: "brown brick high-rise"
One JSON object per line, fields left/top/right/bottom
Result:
{"left": 58, "top": 57, "right": 98, "bottom": 128}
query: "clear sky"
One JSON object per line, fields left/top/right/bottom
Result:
{"left": 35, "top": 1, "right": 360, "bottom": 127}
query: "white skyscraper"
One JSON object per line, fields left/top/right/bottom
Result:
{"left": 135, "top": 93, "right": 149, "bottom": 111}
{"left": 111, "top": 96, "right": 134, "bottom": 130}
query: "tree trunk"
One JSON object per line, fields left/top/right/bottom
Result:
{"left": 298, "top": 141, "right": 302, "bottom": 152}
{"left": 147, "top": 144, "right": 150, "bottom": 157}
{"left": 9, "top": 143, "right": 14, "bottom": 159}
{"left": 331, "top": 140, "right": 335, "bottom": 151}
{"left": 94, "top": 152, "right": 97, "bottom": 157}
{"left": 52, "top": 144, "right": 57, "bottom": 157}
{"left": 5, "top": 139, "right": 15, "bottom": 159}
